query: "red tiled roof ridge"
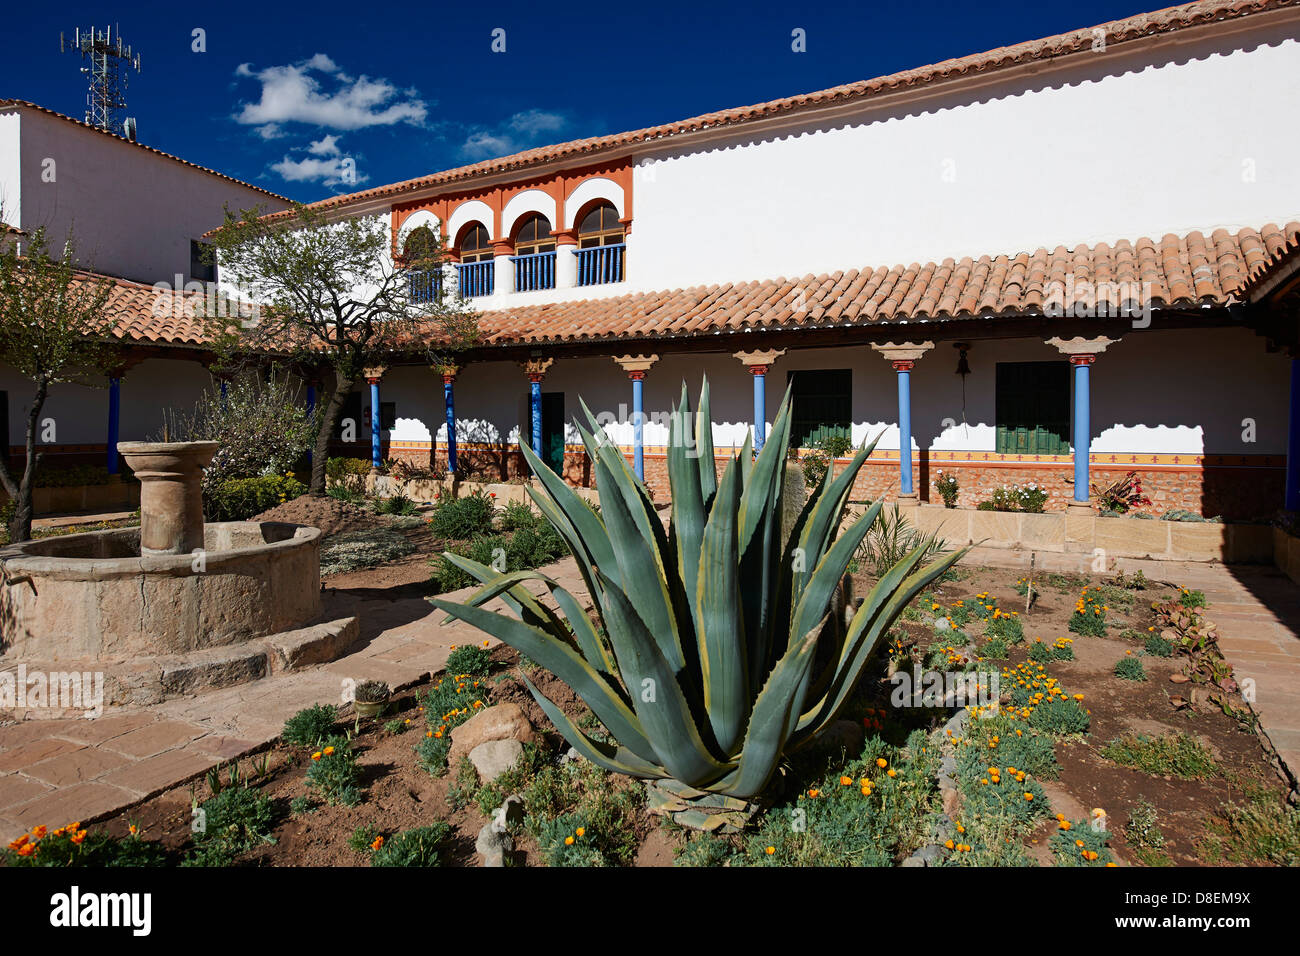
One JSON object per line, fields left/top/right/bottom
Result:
{"left": 264, "top": 0, "right": 1299, "bottom": 220}
{"left": 0, "top": 99, "right": 291, "bottom": 203}
{"left": 88, "top": 220, "right": 1300, "bottom": 349}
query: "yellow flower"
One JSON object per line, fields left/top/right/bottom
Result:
{"left": 564, "top": 836, "right": 575, "bottom": 846}
{"left": 575, "top": 827, "right": 585, "bottom": 837}
{"left": 765, "top": 846, "right": 775, "bottom": 855}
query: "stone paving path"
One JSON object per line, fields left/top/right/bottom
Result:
{"left": 2, "top": 548, "right": 1297, "bottom": 841}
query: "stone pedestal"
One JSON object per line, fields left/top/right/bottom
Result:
{"left": 117, "top": 441, "right": 218, "bottom": 555}
{"left": 897, "top": 492, "right": 920, "bottom": 509}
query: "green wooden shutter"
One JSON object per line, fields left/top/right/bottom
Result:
{"left": 787, "top": 369, "right": 852, "bottom": 449}
{"left": 995, "top": 362, "right": 1070, "bottom": 454}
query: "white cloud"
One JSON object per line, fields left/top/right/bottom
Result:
{"left": 460, "top": 109, "right": 569, "bottom": 160}
{"left": 270, "top": 153, "right": 368, "bottom": 188}
{"left": 234, "top": 54, "right": 427, "bottom": 132}
{"left": 307, "top": 134, "right": 341, "bottom": 156}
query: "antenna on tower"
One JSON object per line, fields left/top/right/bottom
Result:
{"left": 60, "top": 24, "right": 142, "bottom": 138}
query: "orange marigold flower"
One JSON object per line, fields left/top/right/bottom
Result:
{"left": 876, "top": 758, "right": 888, "bottom": 769}
{"left": 70, "top": 830, "right": 87, "bottom": 845}
{"left": 564, "top": 836, "right": 575, "bottom": 846}
{"left": 765, "top": 846, "right": 775, "bottom": 855}
{"left": 16, "top": 844, "right": 35, "bottom": 857}
{"left": 839, "top": 776, "right": 852, "bottom": 786}
{"left": 575, "top": 827, "right": 585, "bottom": 837}
{"left": 311, "top": 752, "right": 322, "bottom": 760}
{"left": 323, "top": 746, "right": 335, "bottom": 756}
{"left": 371, "top": 836, "right": 384, "bottom": 850}
{"left": 31, "top": 826, "right": 47, "bottom": 839}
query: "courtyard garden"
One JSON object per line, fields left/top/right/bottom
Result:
{"left": 5, "top": 560, "right": 1294, "bottom": 868}
{"left": 3, "top": 387, "right": 1294, "bottom": 869}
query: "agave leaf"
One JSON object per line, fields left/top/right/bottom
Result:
{"left": 429, "top": 597, "right": 658, "bottom": 763}
{"left": 519, "top": 440, "right": 615, "bottom": 587}
{"left": 546, "top": 579, "right": 618, "bottom": 677}
{"left": 694, "top": 455, "right": 749, "bottom": 755}
{"left": 668, "top": 382, "right": 706, "bottom": 619}
{"left": 435, "top": 554, "right": 569, "bottom": 641}
{"left": 695, "top": 377, "right": 718, "bottom": 508}
{"left": 737, "top": 388, "right": 792, "bottom": 553}
{"left": 793, "top": 435, "right": 879, "bottom": 600}
{"left": 596, "top": 569, "right": 735, "bottom": 786}
{"left": 794, "top": 544, "right": 969, "bottom": 742}
{"left": 786, "top": 499, "right": 882, "bottom": 650}
{"left": 591, "top": 446, "right": 687, "bottom": 672}
{"left": 727, "top": 614, "right": 827, "bottom": 799}
{"left": 520, "top": 672, "right": 668, "bottom": 779}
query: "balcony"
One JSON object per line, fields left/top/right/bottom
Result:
{"left": 454, "top": 260, "right": 494, "bottom": 298}
{"left": 511, "top": 250, "right": 556, "bottom": 292}
{"left": 408, "top": 270, "right": 442, "bottom": 304}
{"left": 575, "top": 243, "right": 625, "bottom": 286}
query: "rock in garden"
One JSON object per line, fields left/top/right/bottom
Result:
{"left": 475, "top": 822, "right": 514, "bottom": 867}
{"left": 448, "top": 702, "right": 535, "bottom": 766}
{"left": 499, "top": 794, "right": 526, "bottom": 828}
{"left": 469, "top": 738, "right": 525, "bottom": 783}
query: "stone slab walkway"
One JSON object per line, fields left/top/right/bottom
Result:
{"left": 0, "top": 556, "right": 589, "bottom": 841}
{"left": 3, "top": 547, "right": 1297, "bottom": 842}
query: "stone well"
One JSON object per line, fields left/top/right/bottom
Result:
{"left": 0, "top": 440, "right": 323, "bottom": 663}
{"left": 0, "top": 522, "right": 322, "bottom": 659}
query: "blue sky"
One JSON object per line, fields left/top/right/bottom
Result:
{"left": 7, "top": 0, "right": 1156, "bottom": 203}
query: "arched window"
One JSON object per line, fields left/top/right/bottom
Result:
{"left": 457, "top": 223, "right": 493, "bottom": 262}
{"left": 403, "top": 224, "right": 442, "bottom": 303}
{"left": 402, "top": 225, "right": 439, "bottom": 264}
{"left": 577, "top": 202, "right": 623, "bottom": 248}
{"left": 513, "top": 214, "right": 555, "bottom": 256}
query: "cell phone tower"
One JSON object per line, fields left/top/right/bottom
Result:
{"left": 60, "top": 25, "right": 142, "bottom": 140}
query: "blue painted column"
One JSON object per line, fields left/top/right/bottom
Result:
{"left": 631, "top": 371, "right": 646, "bottom": 480}
{"left": 893, "top": 360, "right": 915, "bottom": 495}
{"left": 367, "top": 374, "right": 382, "bottom": 471}
{"left": 443, "top": 372, "right": 459, "bottom": 474}
{"left": 1071, "top": 355, "right": 1094, "bottom": 504}
{"left": 529, "top": 375, "right": 543, "bottom": 458}
{"left": 106, "top": 377, "right": 121, "bottom": 474}
{"left": 751, "top": 365, "right": 768, "bottom": 453}
{"left": 1287, "top": 358, "right": 1300, "bottom": 511}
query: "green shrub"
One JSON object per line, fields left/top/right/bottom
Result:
{"left": 746, "top": 732, "right": 939, "bottom": 866}
{"left": 305, "top": 737, "right": 362, "bottom": 806}
{"left": 498, "top": 501, "right": 538, "bottom": 531}
{"left": 1027, "top": 697, "right": 1090, "bottom": 736}
{"left": 1200, "top": 793, "right": 1300, "bottom": 866}
{"left": 985, "top": 612, "right": 1024, "bottom": 643}
{"left": 800, "top": 433, "right": 854, "bottom": 488}
{"left": 282, "top": 704, "right": 338, "bottom": 747}
{"left": 2, "top": 825, "right": 167, "bottom": 867}
{"left": 445, "top": 644, "right": 493, "bottom": 677}
{"left": 982, "top": 638, "right": 1008, "bottom": 660}
{"left": 1114, "top": 656, "right": 1147, "bottom": 681}
{"left": 289, "top": 795, "right": 317, "bottom": 815}
{"left": 855, "top": 503, "right": 947, "bottom": 578}
{"left": 1050, "top": 819, "right": 1114, "bottom": 866}
{"left": 185, "top": 785, "right": 276, "bottom": 866}
{"left": 429, "top": 489, "right": 496, "bottom": 539}
{"left": 206, "top": 474, "right": 307, "bottom": 521}
{"left": 374, "top": 492, "right": 418, "bottom": 516}
{"left": 1144, "top": 633, "right": 1174, "bottom": 656}
{"left": 1179, "top": 588, "right": 1208, "bottom": 609}
{"left": 348, "top": 824, "right": 380, "bottom": 853}
{"left": 371, "top": 823, "right": 452, "bottom": 867}
{"left": 1068, "top": 588, "right": 1108, "bottom": 636}
{"left": 958, "top": 715, "right": 1059, "bottom": 781}
{"left": 1101, "top": 733, "right": 1218, "bottom": 778}
{"left": 416, "top": 673, "right": 489, "bottom": 775}
{"left": 675, "top": 832, "right": 740, "bottom": 867}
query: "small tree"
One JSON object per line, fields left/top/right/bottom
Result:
{"left": 157, "top": 370, "right": 319, "bottom": 492}
{"left": 0, "top": 227, "right": 115, "bottom": 542}
{"left": 202, "top": 203, "right": 478, "bottom": 495}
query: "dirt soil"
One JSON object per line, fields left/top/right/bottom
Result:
{"left": 890, "top": 566, "right": 1292, "bottom": 867}
{"left": 252, "top": 496, "right": 387, "bottom": 537}
{"left": 80, "top": 557, "right": 1291, "bottom": 868}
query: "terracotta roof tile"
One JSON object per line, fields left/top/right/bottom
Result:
{"left": 94, "top": 222, "right": 1300, "bottom": 350}
{"left": 262, "top": 0, "right": 1299, "bottom": 222}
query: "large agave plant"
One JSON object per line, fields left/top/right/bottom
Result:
{"left": 430, "top": 379, "right": 965, "bottom": 799}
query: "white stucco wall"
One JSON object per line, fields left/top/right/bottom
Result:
{"left": 370, "top": 327, "right": 1287, "bottom": 459}
{"left": 6, "top": 108, "right": 290, "bottom": 286}
{"left": 622, "top": 20, "right": 1300, "bottom": 292}
{"left": 0, "top": 112, "right": 21, "bottom": 229}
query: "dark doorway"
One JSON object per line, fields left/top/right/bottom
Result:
{"left": 529, "top": 391, "right": 565, "bottom": 475}
{"left": 787, "top": 369, "right": 852, "bottom": 448}
{"left": 995, "top": 362, "right": 1070, "bottom": 454}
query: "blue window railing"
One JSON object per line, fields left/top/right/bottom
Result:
{"left": 454, "top": 260, "right": 495, "bottom": 298}
{"left": 408, "top": 270, "right": 442, "bottom": 304}
{"left": 511, "top": 250, "right": 557, "bottom": 292}
{"left": 575, "top": 243, "right": 626, "bottom": 286}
